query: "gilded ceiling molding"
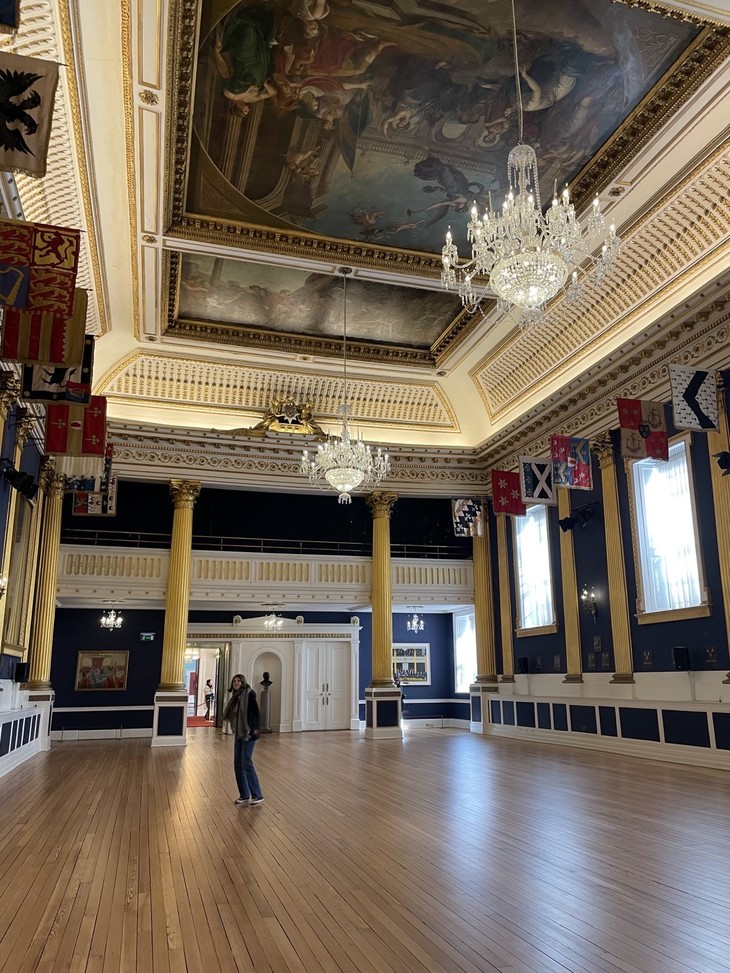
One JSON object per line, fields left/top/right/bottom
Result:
{"left": 108, "top": 421, "right": 487, "bottom": 496}
{"left": 612, "top": 0, "right": 727, "bottom": 26}
{"left": 121, "top": 0, "right": 141, "bottom": 340}
{"left": 479, "top": 289, "right": 730, "bottom": 475}
{"left": 1, "top": 0, "right": 106, "bottom": 335}
{"left": 98, "top": 352, "right": 458, "bottom": 430}
{"left": 473, "top": 145, "right": 730, "bottom": 420}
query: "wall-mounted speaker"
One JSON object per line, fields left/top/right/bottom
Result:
{"left": 672, "top": 646, "right": 690, "bottom": 671}
{"left": 13, "top": 661, "right": 29, "bottom": 683}
{"left": 517, "top": 657, "right": 529, "bottom": 675}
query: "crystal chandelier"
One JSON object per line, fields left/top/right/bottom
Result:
{"left": 440, "top": 0, "right": 620, "bottom": 326}
{"left": 100, "top": 607, "right": 122, "bottom": 630}
{"left": 406, "top": 611, "right": 424, "bottom": 633}
{"left": 301, "top": 268, "right": 391, "bottom": 504}
{"left": 263, "top": 611, "right": 284, "bottom": 630}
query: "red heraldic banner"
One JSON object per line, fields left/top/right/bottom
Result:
{"left": 491, "top": 469, "right": 526, "bottom": 516}
{"left": 0, "top": 218, "right": 80, "bottom": 315}
{"left": 1, "top": 287, "right": 87, "bottom": 366}
{"left": 45, "top": 396, "right": 106, "bottom": 457}
{"left": 617, "top": 398, "right": 668, "bottom": 461}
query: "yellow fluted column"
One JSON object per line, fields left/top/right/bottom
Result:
{"left": 473, "top": 527, "right": 497, "bottom": 682}
{"left": 707, "top": 403, "right": 730, "bottom": 684}
{"left": 158, "top": 479, "right": 201, "bottom": 690}
{"left": 0, "top": 379, "right": 22, "bottom": 641}
{"left": 366, "top": 491, "right": 398, "bottom": 686}
{"left": 26, "top": 468, "right": 65, "bottom": 690}
{"left": 364, "top": 492, "right": 400, "bottom": 739}
{"left": 558, "top": 489, "right": 584, "bottom": 684}
{"left": 496, "top": 515, "right": 515, "bottom": 683}
{"left": 595, "top": 435, "right": 634, "bottom": 684}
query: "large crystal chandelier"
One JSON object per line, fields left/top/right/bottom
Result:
{"left": 301, "top": 268, "right": 391, "bottom": 503}
{"left": 100, "top": 607, "right": 123, "bottom": 631}
{"left": 440, "top": 0, "right": 620, "bottom": 326}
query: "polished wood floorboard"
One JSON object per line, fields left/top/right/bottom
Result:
{"left": 0, "top": 728, "right": 729, "bottom": 973}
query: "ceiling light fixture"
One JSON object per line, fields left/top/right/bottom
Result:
{"left": 263, "top": 611, "right": 284, "bottom": 630}
{"left": 301, "top": 268, "right": 390, "bottom": 504}
{"left": 406, "top": 611, "right": 425, "bottom": 633}
{"left": 440, "top": 0, "right": 620, "bottom": 326}
{"left": 100, "top": 606, "right": 123, "bottom": 631}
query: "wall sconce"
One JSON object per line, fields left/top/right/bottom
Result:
{"left": 559, "top": 502, "right": 599, "bottom": 533}
{"left": 714, "top": 451, "right": 730, "bottom": 476}
{"left": 0, "top": 575, "right": 7, "bottom": 600}
{"left": 581, "top": 585, "right": 598, "bottom": 622}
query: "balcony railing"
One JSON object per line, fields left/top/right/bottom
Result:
{"left": 60, "top": 528, "right": 471, "bottom": 560}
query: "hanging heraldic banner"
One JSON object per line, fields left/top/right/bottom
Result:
{"left": 617, "top": 398, "right": 669, "bottom": 461}
{"left": 0, "top": 51, "right": 59, "bottom": 176}
{"left": 551, "top": 435, "right": 593, "bottom": 490}
{"left": 669, "top": 364, "right": 719, "bottom": 432}
{"left": 72, "top": 475, "right": 118, "bottom": 517}
{"left": 2, "top": 288, "right": 88, "bottom": 368}
{"left": 518, "top": 456, "right": 556, "bottom": 505}
{"left": 0, "top": 218, "right": 80, "bottom": 315}
{"left": 451, "top": 498, "right": 484, "bottom": 536}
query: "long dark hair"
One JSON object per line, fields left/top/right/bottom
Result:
{"left": 229, "top": 673, "right": 249, "bottom": 692}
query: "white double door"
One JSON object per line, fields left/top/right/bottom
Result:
{"left": 302, "top": 640, "right": 350, "bottom": 731}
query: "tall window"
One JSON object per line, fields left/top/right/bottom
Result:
{"left": 453, "top": 610, "right": 476, "bottom": 693}
{"left": 514, "top": 504, "right": 555, "bottom": 631}
{"left": 631, "top": 437, "right": 706, "bottom": 614}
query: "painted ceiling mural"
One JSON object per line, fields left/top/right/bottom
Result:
{"left": 177, "top": 255, "right": 463, "bottom": 347}
{"left": 186, "top": 0, "right": 699, "bottom": 256}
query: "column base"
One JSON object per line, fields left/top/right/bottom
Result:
{"left": 470, "top": 680, "right": 498, "bottom": 733}
{"left": 19, "top": 689, "right": 55, "bottom": 751}
{"left": 610, "top": 673, "right": 636, "bottom": 684}
{"left": 563, "top": 674, "right": 584, "bottom": 684}
{"left": 152, "top": 691, "right": 188, "bottom": 747}
{"left": 723, "top": 672, "right": 730, "bottom": 684}
{"left": 364, "top": 686, "right": 402, "bottom": 740}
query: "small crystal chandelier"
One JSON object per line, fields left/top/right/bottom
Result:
{"left": 406, "top": 611, "right": 424, "bottom": 633}
{"left": 263, "top": 611, "right": 284, "bottom": 630}
{"left": 301, "top": 268, "right": 391, "bottom": 503}
{"left": 184, "top": 644, "right": 200, "bottom": 662}
{"left": 100, "top": 606, "right": 123, "bottom": 631}
{"left": 440, "top": 0, "right": 620, "bottom": 326}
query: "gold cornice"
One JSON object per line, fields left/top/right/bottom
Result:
{"left": 480, "top": 299, "right": 730, "bottom": 471}
{"left": 122, "top": 0, "right": 142, "bottom": 341}
{"left": 57, "top": 0, "right": 108, "bottom": 335}
{"left": 612, "top": 0, "right": 725, "bottom": 25}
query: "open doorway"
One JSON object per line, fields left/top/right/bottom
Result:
{"left": 185, "top": 642, "right": 227, "bottom": 728}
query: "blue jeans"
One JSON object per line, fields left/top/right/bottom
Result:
{"left": 234, "top": 737, "right": 263, "bottom": 801}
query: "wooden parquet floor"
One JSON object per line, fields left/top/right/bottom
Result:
{"left": 0, "top": 727, "right": 729, "bottom": 973}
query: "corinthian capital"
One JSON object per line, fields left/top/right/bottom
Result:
{"left": 366, "top": 491, "right": 398, "bottom": 520}
{"left": 0, "top": 370, "right": 20, "bottom": 419}
{"left": 169, "top": 479, "right": 202, "bottom": 508}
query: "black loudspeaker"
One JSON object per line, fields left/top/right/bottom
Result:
{"left": 672, "top": 646, "right": 690, "bottom": 671}
{"left": 517, "top": 657, "right": 529, "bottom": 675}
{"left": 14, "top": 662, "right": 29, "bottom": 683}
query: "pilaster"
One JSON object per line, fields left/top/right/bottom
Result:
{"left": 594, "top": 435, "right": 635, "bottom": 685}
{"left": 25, "top": 468, "right": 65, "bottom": 691}
{"left": 471, "top": 523, "right": 498, "bottom": 731}
{"left": 557, "top": 489, "right": 584, "bottom": 684}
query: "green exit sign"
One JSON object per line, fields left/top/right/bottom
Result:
{"left": 140, "top": 632, "right": 155, "bottom": 641}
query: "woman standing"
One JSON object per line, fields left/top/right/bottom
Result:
{"left": 223, "top": 674, "right": 264, "bottom": 806}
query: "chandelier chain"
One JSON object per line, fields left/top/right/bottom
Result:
{"left": 510, "top": 0, "right": 524, "bottom": 146}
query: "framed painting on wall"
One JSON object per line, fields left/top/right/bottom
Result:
{"left": 74, "top": 651, "right": 129, "bottom": 691}
{"left": 392, "top": 643, "right": 431, "bottom": 686}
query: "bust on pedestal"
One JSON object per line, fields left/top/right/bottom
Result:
{"left": 260, "top": 672, "right": 273, "bottom": 733}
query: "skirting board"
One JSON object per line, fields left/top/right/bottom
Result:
{"left": 489, "top": 723, "right": 730, "bottom": 770}
{"left": 51, "top": 728, "right": 154, "bottom": 742}
{"left": 358, "top": 718, "right": 470, "bottom": 731}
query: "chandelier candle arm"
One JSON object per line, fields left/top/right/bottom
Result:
{"left": 440, "top": 0, "right": 620, "bottom": 325}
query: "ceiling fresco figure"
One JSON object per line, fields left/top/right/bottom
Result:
{"left": 190, "top": 0, "right": 699, "bottom": 253}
